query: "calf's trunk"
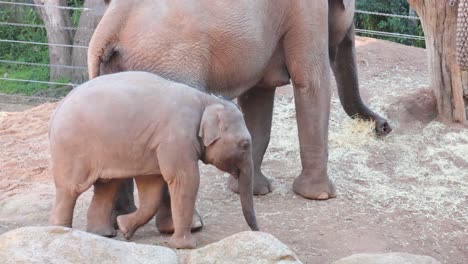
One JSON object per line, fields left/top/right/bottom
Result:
{"left": 238, "top": 156, "right": 259, "bottom": 231}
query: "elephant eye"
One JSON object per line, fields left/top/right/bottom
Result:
{"left": 239, "top": 139, "right": 250, "bottom": 151}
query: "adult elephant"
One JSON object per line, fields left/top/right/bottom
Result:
{"left": 86, "top": 0, "right": 391, "bottom": 235}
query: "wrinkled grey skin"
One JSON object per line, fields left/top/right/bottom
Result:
{"left": 87, "top": 0, "right": 391, "bottom": 234}
{"left": 48, "top": 72, "right": 258, "bottom": 249}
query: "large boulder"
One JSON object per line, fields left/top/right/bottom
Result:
{"left": 0, "top": 226, "right": 177, "bottom": 264}
{"left": 186, "top": 231, "right": 302, "bottom": 264}
{"left": 332, "top": 253, "right": 441, "bottom": 264}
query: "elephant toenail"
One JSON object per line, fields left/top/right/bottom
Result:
{"left": 317, "top": 192, "right": 329, "bottom": 200}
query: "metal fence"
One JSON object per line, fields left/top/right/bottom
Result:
{"left": 0, "top": 2, "right": 426, "bottom": 96}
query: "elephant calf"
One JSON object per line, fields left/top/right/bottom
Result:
{"left": 48, "top": 71, "right": 259, "bottom": 249}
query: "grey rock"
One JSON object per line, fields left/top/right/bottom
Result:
{"left": 0, "top": 226, "right": 177, "bottom": 264}
{"left": 187, "top": 231, "right": 302, "bottom": 264}
{"left": 332, "top": 252, "right": 441, "bottom": 264}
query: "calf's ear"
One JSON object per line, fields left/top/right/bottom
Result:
{"left": 199, "top": 104, "right": 223, "bottom": 147}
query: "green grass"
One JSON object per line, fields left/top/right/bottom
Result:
{"left": 0, "top": 65, "right": 69, "bottom": 96}
{"left": 0, "top": 3, "right": 80, "bottom": 97}
{"left": 0, "top": 6, "right": 53, "bottom": 96}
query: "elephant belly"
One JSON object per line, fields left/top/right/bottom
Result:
{"left": 117, "top": 40, "right": 277, "bottom": 99}
{"left": 114, "top": 2, "right": 285, "bottom": 98}
{"left": 256, "top": 45, "right": 291, "bottom": 89}
{"left": 97, "top": 154, "right": 161, "bottom": 180}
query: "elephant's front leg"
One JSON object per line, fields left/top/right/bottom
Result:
{"left": 228, "top": 87, "right": 274, "bottom": 195}
{"left": 284, "top": 9, "right": 336, "bottom": 200}
{"left": 117, "top": 175, "right": 164, "bottom": 240}
{"left": 330, "top": 24, "right": 392, "bottom": 136}
{"left": 164, "top": 161, "right": 200, "bottom": 249}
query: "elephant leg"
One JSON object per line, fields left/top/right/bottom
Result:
{"left": 113, "top": 178, "right": 137, "bottom": 219}
{"left": 330, "top": 24, "right": 392, "bottom": 136}
{"left": 167, "top": 165, "right": 200, "bottom": 249}
{"left": 228, "top": 86, "right": 274, "bottom": 195}
{"left": 49, "top": 186, "right": 79, "bottom": 227}
{"left": 117, "top": 175, "right": 164, "bottom": 240}
{"left": 49, "top": 162, "right": 85, "bottom": 227}
{"left": 86, "top": 179, "right": 121, "bottom": 237}
{"left": 283, "top": 9, "right": 336, "bottom": 200}
{"left": 155, "top": 182, "right": 203, "bottom": 234}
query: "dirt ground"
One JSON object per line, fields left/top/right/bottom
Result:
{"left": 0, "top": 37, "right": 467, "bottom": 264}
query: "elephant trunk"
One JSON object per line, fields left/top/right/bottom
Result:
{"left": 238, "top": 156, "right": 259, "bottom": 231}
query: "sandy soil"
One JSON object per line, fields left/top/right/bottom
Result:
{"left": 0, "top": 36, "right": 467, "bottom": 264}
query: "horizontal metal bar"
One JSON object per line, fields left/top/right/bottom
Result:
{"left": 0, "top": 21, "right": 94, "bottom": 31}
{"left": 0, "top": 39, "right": 88, "bottom": 49}
{"left": 355, "top": 10, "right": 420, "bottom": 20}
{"left": 0, "top": 59, "right": 87, "bottom": 70}
{"left": 0, "top": 77, "right": 78, "bottom": 87}
{"left": 355, "top": 29, "right": 425, "bottom": 41}
{"left": 0, "top": 1, "right": 91, "bottom": 11}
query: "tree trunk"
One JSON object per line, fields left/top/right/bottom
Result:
{"left": 71, "top": 0, "right": 107, "bottom": 83}
{"left": 408, "top": 0, "right": 467, "bottom": 123}
{"left": 33, "top": 0, "right": 73, "bottom": 81}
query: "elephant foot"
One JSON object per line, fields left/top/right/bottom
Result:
{"left": 48, "top": 217, "right": 72, "bottom": 228}
{"left": 155, "top": 208, "right": 203, "bottom": 234}
{"left": 375, "top": 118, "right": 392, "bottom": 136}
{"left": 87, "top": 224, "right": 117, "bottom": 238}
{"left": 111, "top": 205, "right": 137, "bottom": 229}
{"left": 292, "top": 173, "right": 337, "bottom": 200}
{"left": 227, "top": 171, "right": 272, "bottom": 195}
{"left": 116, "top": 215, "right": 136, "bottom": 240}
{"left": 169, "top": 233, "right": 197, "bottom": 249}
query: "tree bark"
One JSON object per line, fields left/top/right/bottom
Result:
{"left": 408, "top": 0, "right": 467, "bottom": 123}
{"left": 71, "top": 0, "right": 107, "bottom": 83}
{"left": 33, "top": 0, "right": 73, "bottom": 81}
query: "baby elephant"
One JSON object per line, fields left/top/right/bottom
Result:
{"left": 48, "top": 71, "right": 259, "bottom": 249}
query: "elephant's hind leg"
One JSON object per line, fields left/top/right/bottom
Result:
{"left": 49, "top": 187, "right": 79, "bottom": 227}
{"left": 117, "top": 175, "right": 164, "bottom": 240}
{"left": 49, "top": 163, "right": 85, "bottom": 227}
{"left": 113, "top": 178, "right": 137, "bottom": 217}
{"left": 87, "top": 179, "right": 122, "bottom": 237}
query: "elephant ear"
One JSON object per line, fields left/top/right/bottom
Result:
{"left": 199, "top": 104, "right": 224, "bottom": 147}
{"left": 342, "top": 0, "right": 353, "bottom": 9}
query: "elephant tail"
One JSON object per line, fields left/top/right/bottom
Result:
{"left": 75, "top": 169, "right": 101, "bottom": 194}
{"left": 87, "top": 2, "right": 126, "bottom": 79}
